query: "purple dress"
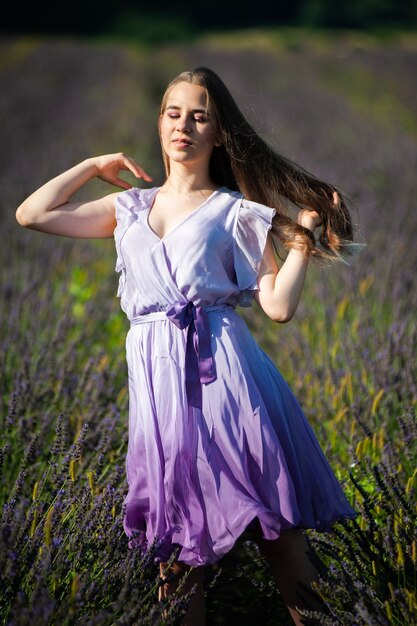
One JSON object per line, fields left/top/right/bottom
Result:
{"left": 113, "top": 185, "right": 357, "bottom": 566}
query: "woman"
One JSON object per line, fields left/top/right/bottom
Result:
{"left": 16, "top": 66, "right": 360, "bottom": 626}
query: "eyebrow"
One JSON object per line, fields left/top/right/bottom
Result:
{"left": 166, "top": 105, "right": 210, "bottom": 115}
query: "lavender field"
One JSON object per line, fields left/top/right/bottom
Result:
{"left": 1, "top": 30, "right": 416, "bottom": 625}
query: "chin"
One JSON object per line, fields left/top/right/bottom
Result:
{"left": 169, "top": 154, "right": 197, "bottom": 164}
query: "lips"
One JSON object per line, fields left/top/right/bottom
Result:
{"left": 173, "top": 138, "right": 192, "bottom": 146}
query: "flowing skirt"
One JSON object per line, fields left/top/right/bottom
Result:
{"left": 122, "top": 307, "right": 357, "bottom": 566}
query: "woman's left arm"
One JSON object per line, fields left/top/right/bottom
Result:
{"left": 254, "top": 205, "right": 323, "bottom": 323}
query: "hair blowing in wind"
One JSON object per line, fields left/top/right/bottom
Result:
{"left": 160, "top": 66, "right": 362, "bottom": 264}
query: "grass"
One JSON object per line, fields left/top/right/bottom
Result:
{"left": 1, "top": 28, "right": 416, "bottom": 625}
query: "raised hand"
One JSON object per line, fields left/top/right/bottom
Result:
{"left": 94, "top": 153, "right": 153, "bottom": 189}
{"left": 296, "top": 191, "right": 340, "bottom": 232}
{"left": 297, "top": 206, "right": 322, "bottom": 232}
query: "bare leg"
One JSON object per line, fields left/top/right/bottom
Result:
{"left": 158, "top": 560, "right": 206, "bottom": 626}
{"left": 251, "top": 524, "right": 326, "bottom": 625}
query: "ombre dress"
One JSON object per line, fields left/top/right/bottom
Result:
{"left": 113, "top": 185, "right": 357, "bottom": 567}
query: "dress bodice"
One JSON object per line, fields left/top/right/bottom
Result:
{"left": 113, "top": 186, "right": 276, "bottom": 321}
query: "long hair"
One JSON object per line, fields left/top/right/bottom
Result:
{"left": 159, "top": 66, "right": 361, "bottom": 263}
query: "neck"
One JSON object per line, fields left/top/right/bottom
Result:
{"left": 163, "top": 163, "right": 217, "bottom": 194}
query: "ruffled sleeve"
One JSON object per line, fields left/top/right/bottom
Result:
{"left": 233, "top": 197, "right": 276, "bottom": 306}
{"left": 113, "top": 188, "right": 142, "bottom": 298}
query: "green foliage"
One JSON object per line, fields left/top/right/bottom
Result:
{"left": 1, "top": 30, "right": 416, "bottom": 625}
{"left": 99, "top": 11, "right": 195, "bottom": 46}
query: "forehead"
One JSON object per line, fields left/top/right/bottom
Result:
{"left": 165, "top": 82, "right": 209, "bottom": 110}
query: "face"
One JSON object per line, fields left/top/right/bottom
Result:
{"left": 159, "top": 82, "right": 220, "bottom": 170}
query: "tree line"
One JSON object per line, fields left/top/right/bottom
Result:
{"left": 2, "top": 0, "right": 416, "bottom": 37}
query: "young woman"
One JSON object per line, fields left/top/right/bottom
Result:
{"left": 16, "top": 67, "right": 360, "bottom": 626}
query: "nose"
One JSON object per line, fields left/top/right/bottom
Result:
{"left": 176, "top": 115, "right": 191, "bottom": 133}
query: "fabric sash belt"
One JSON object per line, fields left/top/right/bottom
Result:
{"left": 130, "top": 303, "right": 235, "bottom": 409}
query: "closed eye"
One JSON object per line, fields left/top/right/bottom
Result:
{"left": 166, "top": 112, "right": 208, "bottom": 123}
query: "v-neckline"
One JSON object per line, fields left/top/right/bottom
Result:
{"left": 145, "top": 186, "right": 224, "bottom": 243}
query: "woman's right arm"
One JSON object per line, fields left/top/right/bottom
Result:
{"left": 15, "top": 153, "right": 152, "bottom": 239}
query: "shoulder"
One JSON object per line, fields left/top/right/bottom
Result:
{"left": 114, "top": 186, "right": 156, "bottom": 211}
{"left": 114, "top": 186, "right": 160, "bottom": 221}
{"left": 212, "top": 186, "right": 242, "bottom": 210}
{"left": 240, "top": 196, "right": 276, "bottom": 215}
{"left": 218, "top": 186, "right": 275, "bottom": 213}
{"left": 214, "top": 187, "right": 276, "bottom": 233}
{"left": 232, "top": 195, "right": 276, "bottom": 234}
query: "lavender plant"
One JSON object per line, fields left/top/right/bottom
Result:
{"left": 1, "top": 30, "right": 416, "bottom": 625}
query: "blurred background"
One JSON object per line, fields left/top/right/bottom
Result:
{"left": 1, "top": 4, "right": 416, "bottom": 626}
{"left": 2, "top": 0, "right": 417, "bottom": 40}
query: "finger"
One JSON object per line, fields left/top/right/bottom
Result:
{"left": 332, "top": 191, "right": 340, "bottom": 206}
{"left": 123, "top": 157, "right": 153, "bottom": 182}
{"left": 136, "top": 165, "right": 154, "bottom": 182}
{"left": 139, "top": 169, "right": 154, "bottom": 182}
{"left": 113, "top": 177, "right": 132, "bottom": 190}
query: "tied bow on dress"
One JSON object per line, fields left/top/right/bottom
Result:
{"left": 165, "top": 301, "right": 217, "bottom": 409}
